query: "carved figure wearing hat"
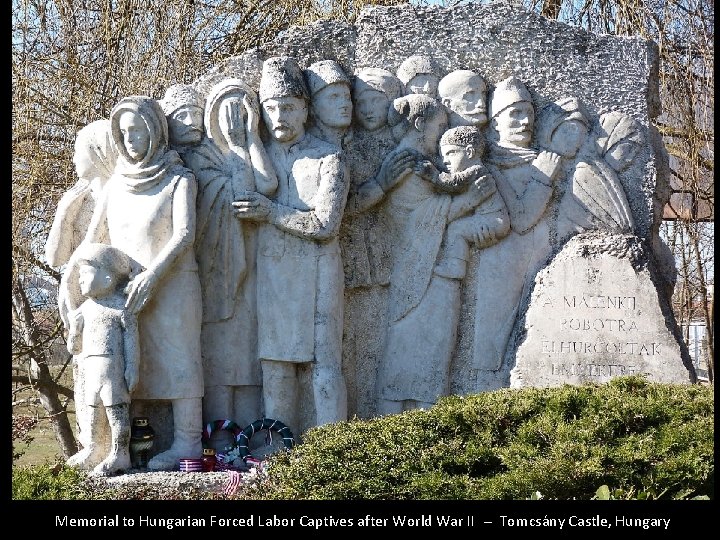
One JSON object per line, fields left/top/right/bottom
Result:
{"left": 161, "top": 84, "right": 205, "bottom": 151}
{"left": 305, "top": 59, "right": 353, "bottom": 148}
{"left": 471, "top": 77, "right": 562, "bottom": 374}
{"left": 233, "top": 56, "right": 350, "bottom": 432}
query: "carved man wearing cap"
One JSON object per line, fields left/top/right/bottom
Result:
{"left": 472, "top": 77, "right": 562, "bottom": 374}
{"left": 232, "top": 56, "right": 349, "bottom": 431}
{"left": 305, "top": 60, "right": 353, "bottom": 149}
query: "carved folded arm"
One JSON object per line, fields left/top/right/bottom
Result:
{"left": 270, "top": 154, "right": 349, "bottom": 241}
{"left": 447, "top": 173, "right": 497, "bottom": 222}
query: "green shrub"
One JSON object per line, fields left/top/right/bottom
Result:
{"left": 12, "top": 463, "right": 96, "bottom": 500}
{"left": 250, "top": 377, "right": 713, "bottom": 500}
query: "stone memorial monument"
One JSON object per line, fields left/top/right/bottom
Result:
{"left": 48, "top": 2, "right": 694, "bottom": 472}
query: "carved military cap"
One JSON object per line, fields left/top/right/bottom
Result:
{"left": 354, "top": 68, "right": 403, "bottom": 101}
{"left": 490, "top": 76, "right": 532, "bottom": 118}
{"left": 160, "top": 84, "right": 203, "bottom": 116}
{"left": 304, "top": 60, "right": 351, "bottom": 97}
{"left": 259, "top": 56, "right": 310, "bottom": 103}
{"left": 396, "top": 55, "right": 436, "bottom": 85}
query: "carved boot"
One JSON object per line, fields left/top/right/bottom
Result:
{"left": 148, "top": 397, "right": 203, "bottom": 471}
{"left": 92, "top": 404, "right": 131, "bottom": 476}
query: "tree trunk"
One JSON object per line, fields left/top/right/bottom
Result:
{"left": 11, "top": 273, "right": 77, "bottom": 458}
{"left": 541, "top": 0, "right": 563, "bottom": 19}
{"left": 689, "top": 226, "right": 714, "bottom": 383}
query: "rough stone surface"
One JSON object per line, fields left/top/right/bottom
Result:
{"left": 510, "top": 232, "right": 695, "bottom": 387}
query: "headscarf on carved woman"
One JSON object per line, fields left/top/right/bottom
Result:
{"left": 81, "top": 95, "right": 204, "bottom": 470}
{"left": 342, "top": 67, "right": 404, "bottom": 288}
{"left": 46, "top": 119, "right": 117, "bottom": 465}
{"left": 548, "top": 101, "right": 636, "bottom": 242}
{"left": 189, "top": 78, "right": 278, "bottom": 435}
{"left": 48, "top": 120, "right": 118, "bottom": 325}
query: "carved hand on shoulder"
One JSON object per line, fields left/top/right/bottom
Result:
{"left": 124, "top": 270, "right": 159, "bottom": 315}
{"left": 534, "top": 150, "right": 562, "bottom": 181}
{"left": 232, "top": 190, "right": 272, "bottom": 222}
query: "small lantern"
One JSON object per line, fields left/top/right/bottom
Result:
{"left": 129, "top": 417, "right": 155, "bottom": 469}
{"left": 202, "top": 448, "right": 217, "bottom": 472}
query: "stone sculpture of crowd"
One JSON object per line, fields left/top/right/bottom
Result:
{"left": 46, "top": 54, "right": 643, "bottom": 474}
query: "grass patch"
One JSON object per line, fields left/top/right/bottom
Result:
{"left": 12, "top": 364, "right": 77, "bottom": 466}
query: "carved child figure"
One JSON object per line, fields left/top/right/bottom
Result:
{"left": 66, "top": 243, "right": 138, "bottom": 476}
{"left": 434, "top": 126, "right": 511, "bottom": 280}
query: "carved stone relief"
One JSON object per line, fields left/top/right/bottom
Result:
{"left": 46, "top": 3, "right": 694, "bottom": 472}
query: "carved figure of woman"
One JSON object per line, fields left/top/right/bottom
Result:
{"left": 47, "top": 120, "right": 117, "bottom": 322}
{"left": 551, "top": 103, "right": 636, "bottom": 241}
{"left": 46, "top": 119, "right": 116, "bottom": 464}
{"left": 193, "top": 79, "right": 277, "bottom": 439}
{"left": 82, "top": 95, "right": 204, "bottom": 470}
